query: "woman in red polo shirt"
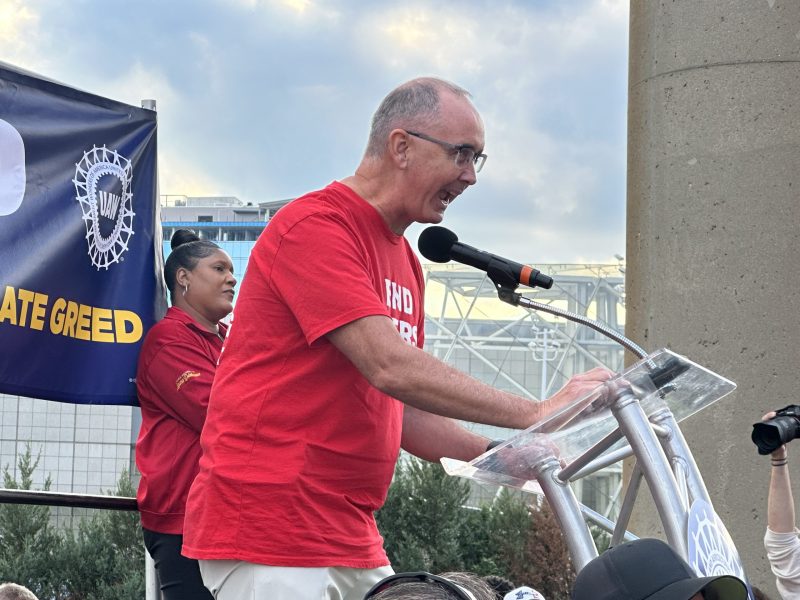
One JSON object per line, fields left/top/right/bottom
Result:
{"left": 135, "top": 229, "right": 236, "bottom": 600}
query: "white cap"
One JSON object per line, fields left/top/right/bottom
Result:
{"left": 503, "top": 586, "right": 546, "bottom": 600}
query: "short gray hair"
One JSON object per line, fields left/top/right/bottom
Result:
{"left": 365, "top": 77, "right": 472, "bottom": 157}
{"left": 0, "top": 583, "right": 39, "bottom": 600}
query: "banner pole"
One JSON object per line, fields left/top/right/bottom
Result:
{"left": 140, "top": 96, "right": 162, "bottom": 600}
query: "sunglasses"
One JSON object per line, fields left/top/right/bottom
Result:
{"left": 364, "top": 571, "right": 477, "bottom": 600}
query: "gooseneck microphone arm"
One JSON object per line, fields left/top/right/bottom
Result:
{"left": 417, "top": 225, "right": 647, "bottom": 359}
{"left": 497, "top": 288, "right": 647, "bottom": 360}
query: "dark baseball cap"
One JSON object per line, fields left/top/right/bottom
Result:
{"left": 572, "top": 538, "right": 748, "bottom": 600}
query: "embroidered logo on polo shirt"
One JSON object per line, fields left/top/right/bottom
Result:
{"left": 175, "top": 370, "right": 201, "bottom": 390}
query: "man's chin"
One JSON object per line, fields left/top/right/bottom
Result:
{"left": 424, "top": 211, "right": 446, "bottom": 224}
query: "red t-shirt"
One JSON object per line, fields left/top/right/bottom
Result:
{"left": 135, "top": 306, "right": 227, "bottom": 534}
{"left": 182, "top": 182, "right": 425, "bottom": 568}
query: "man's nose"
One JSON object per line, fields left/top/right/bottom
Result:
{"left": 459, "top": 162, "right": 478, "bottom": 185}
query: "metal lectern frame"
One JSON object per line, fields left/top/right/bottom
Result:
{"left": 441, "top": 286, "right": 737, "bottom": 573}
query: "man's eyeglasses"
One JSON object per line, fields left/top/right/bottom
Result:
{"left": 364, "top": 571, "right": 477, "bottom": 600}
{"left": 405, "top": 130, "right": 487, "bottom": 173}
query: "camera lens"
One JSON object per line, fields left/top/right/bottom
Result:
{"left": 752, "top": 417, "right": 800, "bottom": 455}
{"left": 752, "top": 423, "right": 784, "bottom": 455}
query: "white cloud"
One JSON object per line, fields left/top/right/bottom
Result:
{"left": 222, "top": 0, "right": 341, "bottom": 27}
{"left": 187, "top": 32, "right": 225, "bottom": 95}
{"left": 0, "top": 1, "right": 48, "bottom": 70}
{"left": 598, "top": 0, "right": 629, "bottom": 19}
{"left": 0, "top": 0, "right": 629, "bottom": 263}
{"left": 159, "top": 150, "right": 228, "bottom": 198}
{"left": 355, "top": 6, "right": 482, "bottom": 74}
{"left": 87, "top": 61, "right": 180, "bottom": 109}
{"left": 83, "top": 63, "right": 234, "bottom": 200}
{"left": 353, "top": 1, "right": 627, "bottom": 82}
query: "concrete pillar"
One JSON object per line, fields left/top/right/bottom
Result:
{"left": 626, "top": 0, "right": 800, "bottom": 593}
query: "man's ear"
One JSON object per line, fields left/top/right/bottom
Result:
{"left": 387, "top": 129, "right": 410, "bottom": 169}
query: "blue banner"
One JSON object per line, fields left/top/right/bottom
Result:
{"left": 0, "top": 62, "right": 166, "bottom": 405}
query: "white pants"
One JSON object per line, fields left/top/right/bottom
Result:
{"left": 198, "top": 560, "right": 394, "bottom": 600}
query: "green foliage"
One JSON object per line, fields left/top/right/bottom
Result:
{"left": 377, "top": 458, "right": 471, "bottom": 573}
{"left": 521, "top": 496, "right": 575, "bottom": 599}
{"left": 0, "top": 448, "right": 608, "bottom": 600}
{"left": 58, "top": 471, "right": 145, "bottom": 600}
{"left": 591, "top": 524, "right": 611, "bottom": 554}
{"left": 376, "top": 457, "right": 577, "bottom": 600}
{"left": 459, "top": 506, "right": 501, "bottom": 575}
{"left": 487, "top": 488, "right": 532, "bottom": 578}
{"left": 0, "top": 444, "right": 64, "bottom": 598}
{"left": 0, "top": 446, "right": 144, "bottom": 600}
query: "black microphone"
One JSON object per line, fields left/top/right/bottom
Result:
{"left": 418, "top": 226, "right": 553, "bottom": 289}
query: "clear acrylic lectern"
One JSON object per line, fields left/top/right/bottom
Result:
{"left": 442, "top": 349, "right": 738, "bottom": 572}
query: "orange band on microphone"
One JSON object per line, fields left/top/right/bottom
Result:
{"left": 520, "top": 265, "right": 532, "bottom": 285}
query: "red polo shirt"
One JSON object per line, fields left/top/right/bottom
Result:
{"left": 135, "top": 306, "right": 227, "bottom": 534}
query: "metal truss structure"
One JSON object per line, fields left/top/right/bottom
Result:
{"left": 420, "top": 262, "right": 628, "bottom": 515}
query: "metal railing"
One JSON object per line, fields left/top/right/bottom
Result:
{"left": 0, "top": 488, "right": 136, "bottom": 511}
{"left": 0, "top": 489, "right": 159, "bottom": 599}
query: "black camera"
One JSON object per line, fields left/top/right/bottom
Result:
{"left": 752, "top": 405, "right": 800, "bottom": 455}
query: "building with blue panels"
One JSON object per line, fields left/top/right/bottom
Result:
{"left": 160, "top": 195, "right": 291, "bottom": 286}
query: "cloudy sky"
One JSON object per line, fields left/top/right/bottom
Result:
{"left": 1, "top": 0, "right": 629, "bottom": 264}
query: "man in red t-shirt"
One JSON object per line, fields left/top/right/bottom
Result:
{"left": 182, "top": 77, "right": 613, "bottom": 599}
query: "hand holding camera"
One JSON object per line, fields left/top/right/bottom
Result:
{"left": 751, "top": 405, "right": 800, "bottom": 455}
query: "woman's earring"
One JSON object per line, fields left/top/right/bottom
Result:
{"left": 182, "top": 284, "right": 189, "bottom": 297}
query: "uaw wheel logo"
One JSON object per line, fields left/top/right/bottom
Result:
{"left": 687, "top": 499, "right": 754, "bottom": 600}
{"left": 73, "top": 145, "right": 135, "bottom": 270}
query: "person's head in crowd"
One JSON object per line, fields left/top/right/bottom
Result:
{"left": 571, "top": 538, "right": 748, "bottom": 600}
{"left": 504, "top": 586, "right": 545, "bottom": 600}
{"left": 483, "top": 575, "right": 516, "bottom": 599}
{"left": 164, "top": 229, "right": 236, "bottom": 326}
{"left": 365, "top": 571, "right": 496, "bottom": 600}
{"left": 0, "top": 583, "right": 39, "bottom": 600}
